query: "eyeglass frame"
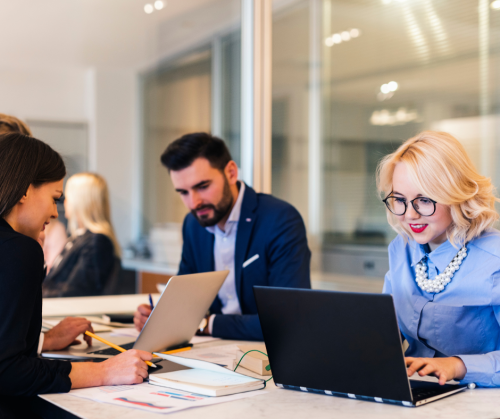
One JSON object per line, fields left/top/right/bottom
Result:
{"left": 382, "top": 194, "right": 438, "bottom": 217}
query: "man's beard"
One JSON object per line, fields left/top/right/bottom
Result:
{"left": 191, "top": 178, "right": 234, "bottom": 227}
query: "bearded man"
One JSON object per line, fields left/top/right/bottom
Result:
{"left": 134, "top": 132, "right": 311, "bottom": 340}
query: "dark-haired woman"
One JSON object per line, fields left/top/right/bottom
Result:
{"left": 0, "top": 133, "right": 152, "bottom": 418}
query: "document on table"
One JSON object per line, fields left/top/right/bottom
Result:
{"left": 173, "top": 344, "right": 242, "bottom": 368}
{"left": 42, "top": 319, "right": 113, "bottom": 333}
{"left": 67, "top": 382, "right": 266, "bottom": 415}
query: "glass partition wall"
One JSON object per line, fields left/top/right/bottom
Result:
{"left": 271, "top": 0, "right": 500, "bottom": 289}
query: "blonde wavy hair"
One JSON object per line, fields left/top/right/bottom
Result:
{"left": 376, "top": 131, "right": 499, "bottom": 247}
{"left": 65, "top": 173, "right": 121, "bottom": 257}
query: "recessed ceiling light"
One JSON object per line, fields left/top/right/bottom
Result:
{"left": 144, "top": 3, "right": 154, "bottom": 14}
{"left": 380, "top": 84, "right": 391, "bottom": 94}
{"left": 491, "top": 0, "right": 500, "bottom": 10}
{"left": 350, "top": 28, "right": 360, "bottom": 38}
{"left": 332, "top": 33, "right": 342, "bottom": 44}
{"left": 154, "top": 1, "right": 165, "bottom": 10}
{"left": 325, "top": 37, "right": 334, "bottom": 47}
{"left": 341, "top": 31, "right": 351, "bottom": 41}
{"left": 388, "top": 81, "right": 398, "bottom": 91}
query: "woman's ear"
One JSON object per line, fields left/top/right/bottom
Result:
{"left": 19, "top": 185, "right": 34, "bottom": 204}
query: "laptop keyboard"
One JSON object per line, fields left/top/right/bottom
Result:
{"left": 88, "top": 341, "right": 135, "bottom": 356}
{"left": 410, "top": 381, "right": 460, "bottom": 402}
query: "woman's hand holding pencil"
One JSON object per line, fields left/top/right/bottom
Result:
{"left": 85, "top": 331, "right": 157, "bottom": 368}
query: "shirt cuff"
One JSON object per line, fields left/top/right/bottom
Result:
{"left": 208, "top": 314, "right": 216, "bottom": 335}
{"left": 38, "top": 332, "right": 45, "bottom": 355}
{"left": 456, "top": 354, "right": 499, "bottom": 387}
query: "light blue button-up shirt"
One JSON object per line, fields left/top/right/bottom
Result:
{"left": 383, "top": 228, "right": 500, "bottom": 387}
{"left": 205, "top": 182, "right": 245, "bottom": 315}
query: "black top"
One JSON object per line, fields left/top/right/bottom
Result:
{"left": 43, "top": 231, "right": 120, "bottom": 297}
{"left": 0, "top": 218, "right": 72, "bottom": 396}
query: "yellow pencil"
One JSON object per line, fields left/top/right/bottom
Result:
{"left": 85, "top": 331, "right": 156, "bottom": 368}
{"left": 161, "top": 346, "right": 192, "bottom": 355}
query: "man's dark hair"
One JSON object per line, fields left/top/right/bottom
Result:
{"left": 161, "top": 132, "right": 232, "bottom": 172}
{"left": 0, "top": 133, "right": 66, "bottom": 217}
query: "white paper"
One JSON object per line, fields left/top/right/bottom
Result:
{"left": 172, "top": 344, "right": 241, "bottom": 368}
{"left": 69, "top": 382, "right": 266, "bottom": 415}
{"left": 109, "top": 327, "right": 141, "bottom": 338}
{"left": 189, "top": 336, "right": 220, "bottom": 344}
{"left": 155, "top": 369, "right": 260, "bottom": 387}
{"left": 42, "top": 318, "right": 112, "bottom": 333}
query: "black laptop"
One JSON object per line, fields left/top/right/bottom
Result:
{"left": 253, "top": 287, "right": 467, "bottom": 407}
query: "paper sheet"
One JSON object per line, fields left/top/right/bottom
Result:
{"left": 42, "top": 319, "right": 113, "bottom": 333}
{"left": 69, "top": 382, "right": 266, "bottom": 415}
{"left": 172, "top": 344, "right": 242, "bottom": 368}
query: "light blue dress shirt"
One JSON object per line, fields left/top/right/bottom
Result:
{"left": 205, "top": 182, "right": 246, "bottom": 315}
{"left": 383, "top": 228, "right": 500, "bottom": 387}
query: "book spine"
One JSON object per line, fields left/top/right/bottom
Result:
{"left": 274, "top": 384, "right": 413, "bottom": 407}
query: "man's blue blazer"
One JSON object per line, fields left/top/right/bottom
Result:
{"left": 178, "top": 183, "right": 311, "bottom": 341}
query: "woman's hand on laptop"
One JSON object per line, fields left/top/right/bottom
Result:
{"left": 42, "top": 317, "right": 94, "bottom": 351}
{"left": 134, "top": 304, "right": 152, "bottom": 331}
{"left": 405, "top": 356, "right": 467, "bottom": 385}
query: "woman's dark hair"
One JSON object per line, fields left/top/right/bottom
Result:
{"left": 0, "top": 133, "right": 66, "bottom": 217}
{"left": 161, "top": 132, "right": 232, "bottom": 172}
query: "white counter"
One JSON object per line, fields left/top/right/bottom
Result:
{"left": 121, "top": 258, "right": 178, "bottom": 275}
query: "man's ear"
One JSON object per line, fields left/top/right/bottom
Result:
{"left": 224, "top": 161, "right": 239, "bottom": 185}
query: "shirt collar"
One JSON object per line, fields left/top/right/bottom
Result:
{"left": 410, "top": 238, "right": 461, "bottom": 271}
{"left": 206, "top": 181, "right": 245, "bottom": 234}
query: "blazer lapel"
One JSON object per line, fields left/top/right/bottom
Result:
{"left": 234, "top": 184, "right": 258, "bottom": 301}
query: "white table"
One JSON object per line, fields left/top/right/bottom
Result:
{"left": 40, "top": 295, "right": 500, "bottom": 419}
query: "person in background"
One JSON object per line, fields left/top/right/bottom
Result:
{"left": 134, "top": 132, "right": 311, "bottom": 341}
{"left": 0, "top": 113, "right": 32, "bottom": 136}
{"left": 378, "top": 131, "right": 500, "bottom": 388}
{"left": 43, "top": 173, "right": 121, "bottom": 297}
{"left": 0, "top": 133, "right": 151, "bottom": 418}
{"left": 43, "top": 219, "right": 67, "bottom": 272}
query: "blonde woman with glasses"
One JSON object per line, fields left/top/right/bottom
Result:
{"left": 377, "top": 131, "right": 500, "bottom": 388}
{"left": 43, "top": 173, "right": 121, "bottom": 297}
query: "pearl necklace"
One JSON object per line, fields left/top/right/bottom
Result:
{"left": 415, "top": 245, "right": 467, "bottom": 294}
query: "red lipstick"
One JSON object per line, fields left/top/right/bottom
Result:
{"left": 410, "top": 224, "right": 428, "bottom": 233}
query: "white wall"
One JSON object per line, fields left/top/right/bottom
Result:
{"left": 91, "top": 69, "right": 139, "bottom": 247}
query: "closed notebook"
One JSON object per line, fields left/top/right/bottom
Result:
{"left": 150, "top": 353, "right": 265, "bottom": 397}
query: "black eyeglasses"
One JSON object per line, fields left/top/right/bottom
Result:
{"left": 383, "top": 194, "right": 437, "bottom": 216}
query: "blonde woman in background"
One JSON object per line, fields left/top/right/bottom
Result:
{"left": 0, "top": 113, "right": 32, "bottom": 136}
{"left": 43, "top": 173, "right": 121, "bottom": 297}
{"left": 377, "top": 131, "right": 500, "bottom": 388}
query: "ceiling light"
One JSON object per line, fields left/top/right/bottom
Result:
{"left": 491, "top": 0, "right": 500, "bottom": 10}
{"left": 154, "top": 1, "right": 164, "bottom": 10}
{"left": 341, "top": 31, "right": 351, "bottom": 41}
{"left": 325, "top": 37, "right": 334, "bottom": 47}
{"left": 350, "top": 28, "right": 360, "bottom": 38}
{"left": 388, "top": 81, "right": 398, "bottom": 91}
{"left": 380, "top": 84, "right": 391, "bottom": 94}
{"left": 332, "top": 34, "right": 342, "bottom": 44}
{"left": 144, "top": 3, "right": 154, "bottom": 13}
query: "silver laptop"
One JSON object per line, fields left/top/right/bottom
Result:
{"left": 42, "top": 271, "right": 229, "bottom": 360}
